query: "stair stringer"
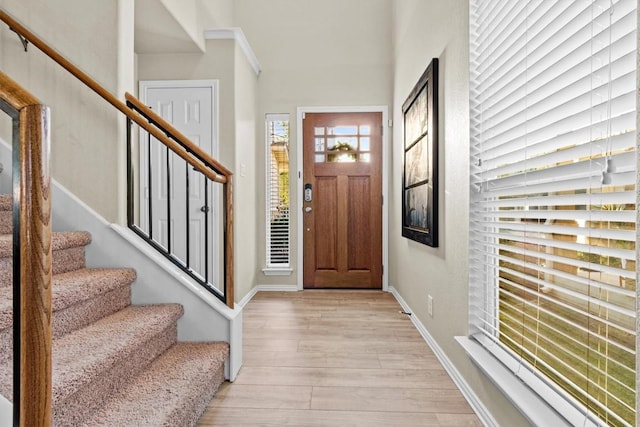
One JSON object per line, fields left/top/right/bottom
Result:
{"left": 50, "top": 181, "right": 243, "bottom": 381}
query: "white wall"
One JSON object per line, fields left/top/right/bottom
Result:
{"left": 233, "top": 0, "right": 393, "bottom": 286}
{"left": 390, "top": 1, "right": 529, "bottom": 425}
{"left": 0, "top": 0, "right": 133, "bottom": 222}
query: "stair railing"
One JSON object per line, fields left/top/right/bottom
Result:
{"left": 0, "top": 9, "right": 235, "bottom": 426}
{"left": 0, "top": 71, "right": 53, "bottom": 427}
{"left": 0, "top": 10, "right": 234, "bottom": 309}
{"left": 125, "top": 95, "right": 234, "bottom": 302}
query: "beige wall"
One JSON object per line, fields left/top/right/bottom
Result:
{"left": 160, "top": 0, "right": 204, "bottom": 49}
{"left": 390, "top": 1, "right": 529, "bottom": 425}
{"left": 234, "top": 0, "right": 393, "bottom": 285}
{"left": 233, "top": 43, "right": 259, "bottom": 300}
{"left": 199, "top": 0, "right": 235, "bottom": 28}
{"left": 0, "top": 0, "right": 130, "bottom": 222}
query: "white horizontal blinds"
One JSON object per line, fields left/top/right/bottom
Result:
{"left": 266, "top": 114, "right": 290, "bottom": 266}
{"left": 469, "top": 1, "right": 636, "bottom": 426}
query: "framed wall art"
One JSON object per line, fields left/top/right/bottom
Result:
{"left": 402, "top": 58, "right": 438, "bottom": 247}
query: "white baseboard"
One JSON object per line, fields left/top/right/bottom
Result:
{"left": 388, "top": 286, "right": 497, "bottom": 427}
{"left": 256, "top": 284, "right": 299, "bottom": 292}
{"left": 239, "top": 284, "right": 299, "bottom": 307}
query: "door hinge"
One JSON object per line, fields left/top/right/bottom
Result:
{"left": 381, "top": 195, "right": 384, "bottom": 205}
{"left": 382, "top": 265, "right": 384, "bottom": 275}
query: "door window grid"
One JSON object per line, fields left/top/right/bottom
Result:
{"left": 313, "top": 125, "right": 371, "bottom": 163}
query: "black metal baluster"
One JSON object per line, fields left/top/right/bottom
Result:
{"left": 185, "top": 161, "right": 190, "bottom": 268}
{"left": 5, "top": 103, "right": 21, "bottom": 427}
{"left": 166, "top": 146, "right": 172, "bottom": 253}
{"left": 126, "top": 117, "right": 133, "bottom": 228}
{"left": 147, "top": 130, "right": 153, "bottom": 240}
{"left": 204, "top": 176, "right": 210, "bottom": 285}
{"left": 123, "top": 105, "right": 226, "bottom": 302}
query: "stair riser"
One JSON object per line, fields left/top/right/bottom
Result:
{"left": 0, "top": 211, "right": 10, "bottom": 235}
{"left": 53, "top": 323, "right": 178, "bottom": 427}
{"left": 171, "top": 362, "right": 225, "bottom": 427}
{"left": 0, "top": 286, "right": 132, "bottom": 394}
{"left": 53, "top": 286, "right": 131, "bottom": 339}
{"left": 0, "top": 246, "right": 86, "bottom": 287}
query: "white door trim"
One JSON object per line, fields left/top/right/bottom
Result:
{"left": 296, "top": 106, "right": 390, "bottom": 292}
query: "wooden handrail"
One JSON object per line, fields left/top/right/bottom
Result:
{"left": 0, "top": 10, "right": 230, "bottom": 184}
{"left": 133, "top": 113, "right": 227, "bottom": 184}
{"left": 0, "top": 71, "right": 53, "bottom": 427}
{"left": 125, "top": 94, "right": 232, "bottom": 177}
{"left": 0, "top": 72, "right": 39, "bottom": 110}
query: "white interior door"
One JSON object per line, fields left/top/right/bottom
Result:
{"left": 139, "top": 81, "right": 220, "bottom": 285}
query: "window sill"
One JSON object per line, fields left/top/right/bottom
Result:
{"left": 262, "top": 266, "right": 293, "bottom": 276}
{"left": 456, "top": 336, "right": 600, "bottom": 427}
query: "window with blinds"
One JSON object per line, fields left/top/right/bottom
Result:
{"left": 469, "top": 1, "right": 637, "bottom": 426}
{"left": 266, "top": 114, "right": 290, "bottom": 266}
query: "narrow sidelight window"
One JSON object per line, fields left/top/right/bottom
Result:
{"left": 266, "top": 114, "right": 290, "bottom": 266}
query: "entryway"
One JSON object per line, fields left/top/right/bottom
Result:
{"left": 301, "top": 111, "right": 384, "bottom": 289}
{"left": 196, "top": 291, "right": 482, "bottom": 425}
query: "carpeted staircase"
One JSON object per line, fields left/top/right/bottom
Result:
{"left": 0, "top": 194, "right": 229, "bottom": 426}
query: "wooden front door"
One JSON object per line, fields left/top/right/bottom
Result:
{"left": 303, "top": 112, "right": 383, "bottom": 289}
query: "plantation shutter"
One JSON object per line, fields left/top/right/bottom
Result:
{"left": 469, "top": 1, "right": 637, "bottom": 426}
{"left": 266, "top": 114, "right": 290, "bottom": 266}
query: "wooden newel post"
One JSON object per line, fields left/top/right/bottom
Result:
{"left": 17, "top": 104, "right": 52, "bottom": 426}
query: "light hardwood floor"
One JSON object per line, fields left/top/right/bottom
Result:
{"left": 198, "top": 290, "right": 483, "bottom": 426}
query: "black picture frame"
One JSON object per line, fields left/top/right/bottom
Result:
{"left": 402, "top": 58, "right": 438, "bottom": 247}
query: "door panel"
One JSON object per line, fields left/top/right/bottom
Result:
{"left": 347, "top": 176, "right": 371, "bottom": 270}
{"left": 303, "top": 112, "right": 382, "bottom": 289}
{"left": 141, "top": 84, "right": 218, "bottom": 283}
{"left": 315, "top": 177, "right": 338, "bottom": 270}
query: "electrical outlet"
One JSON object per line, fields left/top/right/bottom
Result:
{"left": 428, "top": 295, "right": 433, "bottom": 317}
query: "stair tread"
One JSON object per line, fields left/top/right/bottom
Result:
{"left": 0, "top": 268, "right": 136, "bottom": 331}
{"left": 84, "top": 342, "right": 229, "bottom": 427}
{"left": 51, "top": 304, "right": 183, "bottom": 403}
{"left": 0, "top": 231, "right": 91, "bottom": 257}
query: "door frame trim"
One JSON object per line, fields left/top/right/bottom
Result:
{"left": 296, "top": 106, "right": 389, "bottom": 291}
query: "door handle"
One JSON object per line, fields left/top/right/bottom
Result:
{"left": 200, "top": 205, "right": 210, "bottom": 213}
{"left": 304, "top": 183, "right": 312, "bottom": 202}
{"left": 305, "top": 207, "right": 312, "bottom": 213}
